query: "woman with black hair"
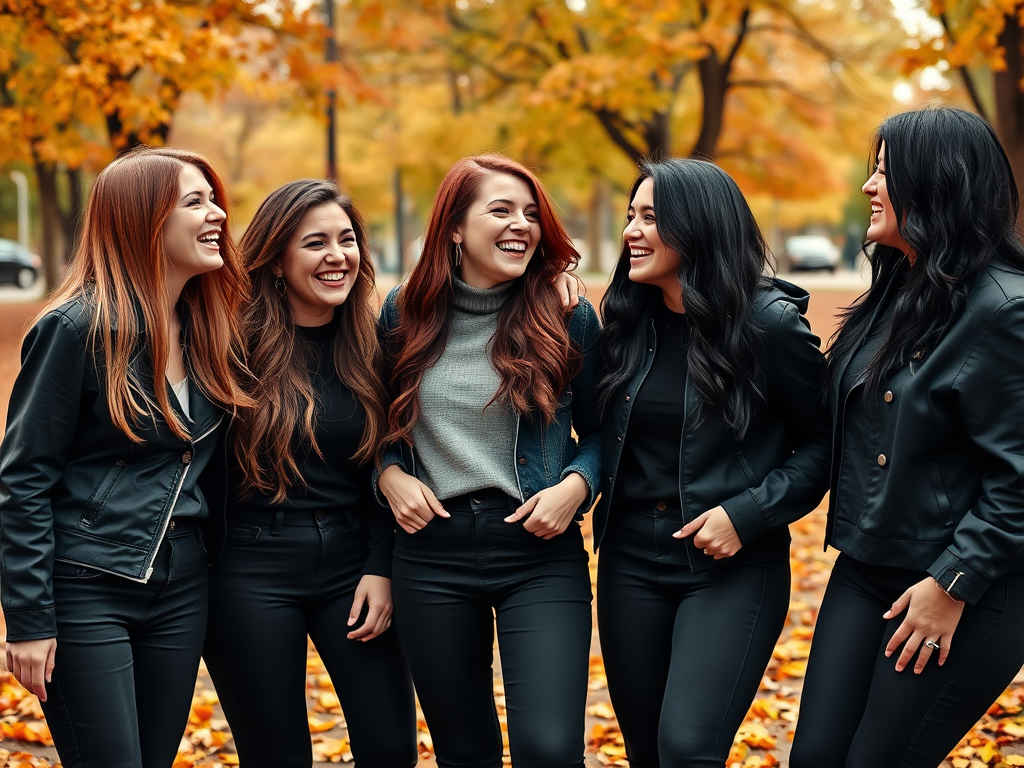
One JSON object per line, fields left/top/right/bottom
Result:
{"left": 594, "top": 158, "right": 831, "bottom": 767}
{"left": 789, "top": 108, "right": 1024, "bottom": 767}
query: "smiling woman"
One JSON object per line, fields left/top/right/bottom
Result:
{"left": 0, "top": 147, "right": 249, "bottom": 768}
{"left": 374, "top": 154, "right": 600, "bottom": 767}
{"left": 202, "top": 179, "right": 416, "bottom": 768}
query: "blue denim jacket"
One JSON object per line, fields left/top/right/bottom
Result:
{"left": 373, "top": 285, "right": 602, "bottom": 514}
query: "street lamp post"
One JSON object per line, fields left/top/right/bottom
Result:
{"left": 324, "top": 0, "right": 338, "bottom": 181}
{"left": 9, "top": 170, "right": 28, "bottom": 251}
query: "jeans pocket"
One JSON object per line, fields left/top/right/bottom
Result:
{"left": 51, "top": 560, "right": 103, "bottom": 579}
{"left": 226, "top": 523, "right": 261, "bottom": 545}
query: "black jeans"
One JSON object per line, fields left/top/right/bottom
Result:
{"left": 204, "top": 507, "right": 416, "bottom": 768}
{"left": 790, "top": 553, "right": 1024, "bottom": 768}
{"left": 41, "top": 518, "right": 208, "bottom": 768}
{"left": 596, "top": 505, "right": 790, "bottom": 768}
{"left": 393, "top": 489, "right": 592, "bottom": 768}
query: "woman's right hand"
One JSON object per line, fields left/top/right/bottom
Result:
{"left": 7, "top": 638, "right": 56, "bottom": 702}
{"left": 378, "top": 465, "right": 449, "bottom": 534}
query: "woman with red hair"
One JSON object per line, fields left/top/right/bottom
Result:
{"left": 0, "top": 147, "right": 250, "bottom": 767}
{"left": 376, "top": 154, "right": 600, "bottom": 767}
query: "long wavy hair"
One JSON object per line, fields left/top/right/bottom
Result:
{"left": 384, "top": 154, "right": 581, "bottom": 449}
{"left": 40, "top": 147, "right": 250, "bottom": 441}
{"left": 232, "top": 180, "right": 386, "bottom": 502}
{"left": 597, "top": 158, "right": 770, "bottom": 438}
{"left": 827, "top": 108, "right": 1024, "bottom": 390}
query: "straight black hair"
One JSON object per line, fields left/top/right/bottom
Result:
{"left": 827, "top": 108, "right": 1024, "bottom": 390}
{"left": 597, "top": 158, "right": 771, "bottom": 438}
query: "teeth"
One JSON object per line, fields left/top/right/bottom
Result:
{"left": 497, "top": 242, "right": 526, "bottom": 253}
{"left": 630, "top": 248, "right": 653, "bottom": 257}
{"left": 316, "top": 272, "right": 346, "bottom": 282}
{"left": 198, "top": 233, "right": 219, "bottom": 244}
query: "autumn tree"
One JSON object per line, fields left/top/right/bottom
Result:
{"left": 0, "top": 0, "right": 346, "bottom": 287}
{"left": 899, "top": 2, "right": 1024, "bottom": 189}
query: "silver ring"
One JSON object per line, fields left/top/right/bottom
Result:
{"left": 703, "top": 549, "right": 709, "bottom": 555}
{"left": 925, "top": 639, "right": 941, "bottom": 650}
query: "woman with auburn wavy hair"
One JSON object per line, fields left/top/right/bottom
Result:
{"left": 202, "top": 179, "right": 416, "bottom": 768}
{"left": 375, "top": 153, "right": 600, "bottom": 768}
{"left": 0, "top": 147, "right": 249, "bottom": 768}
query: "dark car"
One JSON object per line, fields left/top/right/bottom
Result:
{"left": 0, "top": 238, "right": 41, "bottom": 289}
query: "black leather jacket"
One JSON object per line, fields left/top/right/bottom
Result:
{"left": 0, "top": 299, "right": 226, "bottom": 641}
{"left": 594, "top": 279, "right": 831, "bottom": 570}
{"left": 828, "top": 263, "right": 1024, "bottom": 604}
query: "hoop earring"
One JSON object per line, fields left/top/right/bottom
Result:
{"left": 453, "top": 242, "right": 462, "bottom": 268}
{"left": 274, "top": 275, "right": 287, "bottom": 298}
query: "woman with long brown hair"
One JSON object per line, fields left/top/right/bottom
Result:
{"left": 0, "top": 147, "right": 249, "bottom": 767}
{"left": 202, "top": 179, "right": 416, "bottom": 768}
{"left": 376, "top": 154, "right": 601, "bottom": 767}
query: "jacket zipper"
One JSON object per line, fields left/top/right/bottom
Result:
{"left": 139, "top": 415, "right": 223, "bottom": 582}
{"left": 513, "top": 412, "right": 524, "bottom": 502}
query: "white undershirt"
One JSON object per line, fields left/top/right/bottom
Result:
{"left": 170, "top": 377, "right": 191, "bottom": 419}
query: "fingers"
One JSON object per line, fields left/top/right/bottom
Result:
{"left": 348, "top": 600, "right": 386, "bottom": 641}
{"left": 674, "top": 511, "right": 708, "bottom": 539}
{"left": 425, "top": 487, "right": 450, "bottom": 519}
{"left": 505, "top": 496, "right": 538, "bottom": 524}
{"left": 348, "top": 587, "right": 368, "bottom": 628}
{"left": 882, "top": 586, "right": 912, "bottom": 619}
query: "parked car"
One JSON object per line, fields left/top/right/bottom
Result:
{"left": 783, "top": 235, "right": 841, "bottom": 272}
{"left": 0, "top": 238, "right": 41, "bottom": 288}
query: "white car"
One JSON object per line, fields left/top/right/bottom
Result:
{"left": 783, "top": 235, "right": 841, "bottom": 272}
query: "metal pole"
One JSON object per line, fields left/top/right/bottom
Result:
{"left": 324, "top": 0, "right": 338, "bottom": 181}
{"left": 9, "top": 170, "right": 28, "bottom": 250}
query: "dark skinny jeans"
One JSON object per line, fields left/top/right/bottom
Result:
{"left": 596, "top": 504, "right": 791, "bottom": 768}
{"left": 41, "top": 519, "right": 208, "bottom": 768}
{"left": 204, "top": 506, "right": 417, "bottom": 768}
{"left": 392, "top": 488, "right": 593, "bottom": 768}
{"left": 790, "top": 553, "right": 1024, "bottom": 768}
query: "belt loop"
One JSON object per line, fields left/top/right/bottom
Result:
{"left": 271, "top": 509, "right": 285, "bottom": 537}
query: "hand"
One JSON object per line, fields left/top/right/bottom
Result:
{"left": 674, "top": 505, "right": 742, "bottom": 559}
{"left": 883, "top": 578, "right": 965, "bottom": 673}
{"left": 554, "top": 272, "right": 583, "bottom": 308}
{"left": 347, "top": 575, "right": 393, "bottom": 641}
{"left": 7, "top": 638, "right": 56, "bottom": 702}
{"left": 379, "top": 464, "right": 449, "bottom": 534}
{"left": 504, "top": 473, "right": 589, "bottom": 539}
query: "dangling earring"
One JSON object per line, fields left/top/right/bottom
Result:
{"left": 452, "top": 242, "right": 462, "bottom": 268}
{"left": 274, "top": 275, "right": 287, "bottom": 298}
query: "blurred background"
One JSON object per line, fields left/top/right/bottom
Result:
{"left": 0, "top": 0, "right": 1017, "bottom": 294}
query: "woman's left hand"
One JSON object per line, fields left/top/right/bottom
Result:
{"left": 505, "top": 473, "right": 589, "bottom": 539}
{"left": 554, "top": 272, "right": 583, "bottom": 308}
{"left": 674, "top": 506, "right": 742, "bottom": 559}
{"left": 883, "top": 577, "right": 965, "bottom": 673}
{"left": 346, "top": 574, "right": 393, "bottom": 641}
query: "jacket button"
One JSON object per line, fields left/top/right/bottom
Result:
{"left": 877, "top": 454, "right": 887, "bottom": 467}
{"left": 616, "top": 436, "right": 622, "bottom": 443}
{"left": 518, "top": 457, "right": 527, "bottom": 465}
{"left": 883, "top": 390, "right": 893, "bottom": 403}
{"left": 182, "top": 451, "right": 193, "bottom": 464}
{"left": 648, "top": 348, "right": 654, "bottom": 353}
{"left": 655, "top": 501, "right": 667, "bottom": 511}
{"left": 625, "top": 395, "right": 631, "bottom": 402}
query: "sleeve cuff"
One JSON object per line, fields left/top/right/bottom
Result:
{"left": 3, "top": 605, "right": 57, "bottom": 642}
{"left": 927, "top": 551, "right": 989, "bottom": 605}
{"left": 720, "top": 489, "right": 768, "bottom": 546}
{"left": 560, "top": 464, "right": 599, "bottom": 512}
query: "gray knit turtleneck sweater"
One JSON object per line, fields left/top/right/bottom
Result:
{"left": 411, "top": 277, "right": 521, "bottom": 502}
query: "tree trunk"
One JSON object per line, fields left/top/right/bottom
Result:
{"left": 645, "top": 111, "right": 671, "bottom": 160}
{"left": 33, "top": 160, "right": 66, "bottom": 291}
{"left": 692, "top": 52, "right": 728, "bottom": 159}
{"left": 995, "top": 13, "right": 1024, "bottom": 208}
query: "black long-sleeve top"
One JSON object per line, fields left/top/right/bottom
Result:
{"left": 230, "top": 322, "right": 393, "bottom": 577}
